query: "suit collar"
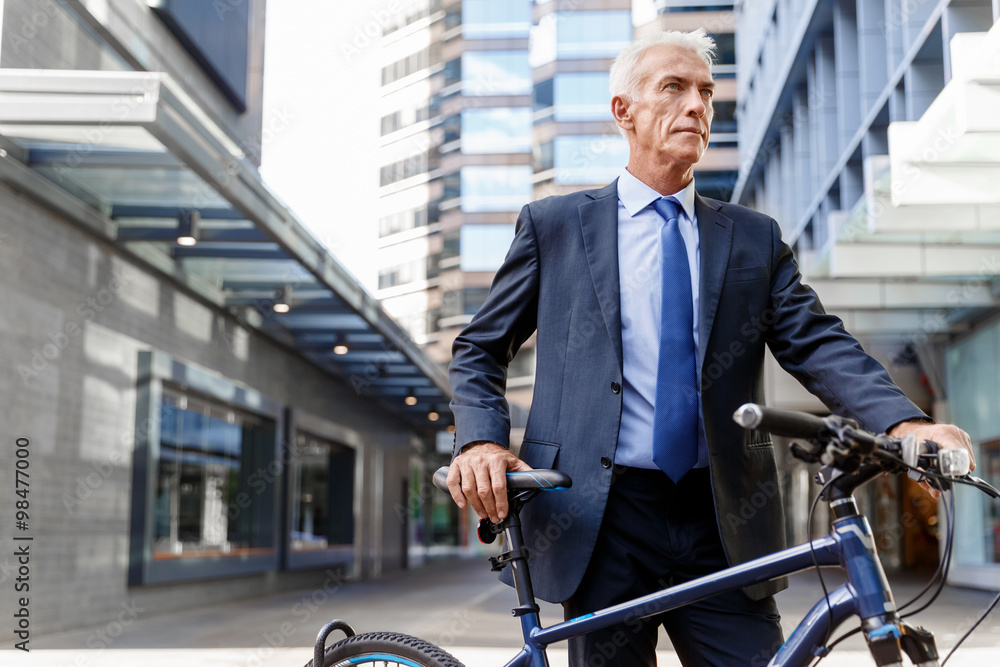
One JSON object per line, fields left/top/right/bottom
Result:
{"left": 579, "top": 183, "right": 623, "bottom": 368}
{"left": 585, "top": 179, "right": 619, "bottom": 200}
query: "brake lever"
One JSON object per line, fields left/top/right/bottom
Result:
{"left": 960, "top": 475, "right": 1000, "bottom": 499}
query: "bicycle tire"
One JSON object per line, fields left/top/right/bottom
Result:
{"left": 307, "top": 631, "right": 466, "bottom": 667}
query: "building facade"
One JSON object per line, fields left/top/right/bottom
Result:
{"left": 0, "top": 0, "right": 452, "bottom": 640}
{"left": 733, "top": 0, "right": 1000, "bottom": 586}
{"left": 376, "top": 0, "right": 739, "bottom": 411}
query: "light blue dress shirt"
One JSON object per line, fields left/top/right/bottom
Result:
{"left": 614, "top": 168, "right": 710, "bottom": 470}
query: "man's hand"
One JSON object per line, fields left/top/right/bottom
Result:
{"left": 888, "top": 420, "right": 976, "bottom": 498}
{"left": 447, "top": 442, "right": 533, "bottom": 523}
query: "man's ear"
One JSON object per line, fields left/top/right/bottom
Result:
{"left": 611, "top": 95, "right": 632, "bottom": 133}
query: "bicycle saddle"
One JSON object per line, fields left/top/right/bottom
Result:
{"left": 432, "top": 466, "right": 572, "bottom": 493}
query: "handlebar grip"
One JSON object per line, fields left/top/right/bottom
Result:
{"left": 733, "top": 403, "right": 830, "bottom": 440}
{"left": 433, "top": 466, "right": 450, "bottom": 493}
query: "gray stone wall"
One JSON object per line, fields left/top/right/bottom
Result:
{"left": 0, "top": 180, "right": 415, "bottom": 640}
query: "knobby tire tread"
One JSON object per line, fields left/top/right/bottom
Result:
{"left": 309, "top": 631, "right": 466, "bottom": 667}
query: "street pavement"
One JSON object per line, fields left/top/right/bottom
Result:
{"left": 5, "top": 556, "right": 1000, "bottom": 666}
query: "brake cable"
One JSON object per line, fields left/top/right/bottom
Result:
{"left": 805, "top": 473, "right": 840, "bottom": 664}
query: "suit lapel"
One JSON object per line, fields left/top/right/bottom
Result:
{"left": 695, "top": 193, "right": 733, "bottom": 372}
{"left": 579, "top": 181, "right": 624, "bottom": 369}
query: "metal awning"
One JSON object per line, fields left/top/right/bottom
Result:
{"left": 801, "top": 22, "right": 1000, "bottom": 338}
{"left": 0, "top": 68, "right": 452, "bottom": 429}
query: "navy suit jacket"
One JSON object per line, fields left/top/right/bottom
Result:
{"left": 449, "top": 180, "right": 926, "bottom": 603}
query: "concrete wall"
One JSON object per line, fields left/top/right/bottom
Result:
{"left": 0, "top": 180, "right": 416, "bottom": 639}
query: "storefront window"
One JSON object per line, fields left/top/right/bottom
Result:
{"left": 946, "top": 321, "right": 1000, "bottom": 576}
{"left": 154, "top": 390, "right": 273, "bottom": 558}
{"left": 290, "top": 433, "right": 355, "bottom": 552}
{"left": 462, "top": 108, "right": 532, "bottom": 153}
{"left": 980, "top": 440, "right": 1000, "bottom": 564}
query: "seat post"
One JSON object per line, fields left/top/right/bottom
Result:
{"left": 502, "top": 509, "right": 540, "bottom": 615}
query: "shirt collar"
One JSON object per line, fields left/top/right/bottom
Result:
{"left": 617, "top": 167, "right": 696, "bottom": 222}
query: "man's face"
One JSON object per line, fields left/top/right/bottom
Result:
{"left": 623, "top": 44, "right": 714, "bottom": 168}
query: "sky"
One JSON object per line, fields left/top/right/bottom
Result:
{"left": 260, "top": 0, "right": 394, "bottom": 294}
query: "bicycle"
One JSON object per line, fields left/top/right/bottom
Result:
{"left": 307, "top": 403, "right": 1000, "bottom": 667}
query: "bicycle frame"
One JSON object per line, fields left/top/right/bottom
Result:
{"left": 498, "top": 494, "right": 932, "bottom": 667}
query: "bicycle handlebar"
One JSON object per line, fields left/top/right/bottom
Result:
{"left": 732, "top": 403, "right": 832, "bottom": 440}
{"left": 732, "top": 403, "right": 999, "bottom": 498}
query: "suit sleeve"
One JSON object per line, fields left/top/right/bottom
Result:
{"left": 448, "top": 204, "right": 540, "bottom": 457}
{"left": 764, "top": 219, "right": 928, "bottom": 433}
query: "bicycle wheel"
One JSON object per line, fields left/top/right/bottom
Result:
{"left": 308, "top": 631, "right": 466, "bottom": 667}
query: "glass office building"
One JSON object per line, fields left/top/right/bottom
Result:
{"left": 377, "top": 0, "right": 739, "bottom": 413}
{"left": 733, "top": 0, "right": 1000, "bottom": 587}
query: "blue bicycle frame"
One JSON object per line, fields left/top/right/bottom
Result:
{"left": 497, "top": 494, "right": 927, "bottom": 667}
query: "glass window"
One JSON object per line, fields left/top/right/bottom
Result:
{"left": 290, "top": 433, "right": 355, "bottom": 552}
{"left": 462, "top": 0, "right": 531, "bottom": 38}
{"left": 444, "top": 58, "right": 462, "bottom": 88}
{"left": 533, "top": 78, "right": 554, "bottom": 112}
{"left": 553, "top": 135, "right": 629, "bottom": 185}
{"left": 442, "top": 230, "right": 460, "bottom": 261}
{"left": 441, "top": 287, "right": 491, "bottom": 319}
{"left": 553, "top": 72, "right": 612, "bottom": 121}
{"left": 462, "top": 108, "right": 532, "bottom": 154}
{"left": 555, "top": 11, "right": 632, "bottom": 60}
{"left": 460, "top": 224, "right": 516, "bottom": 271}
{"left": 462, "top": 51, "right": 531, "bottom": 96}
{"left": 154, "top": 390, "right": 273, "bottom": 558}
{"left": 443, "top": 114, "right": 461, "bottom": 144}
{"left": 380, "top": 207, "right": 430, "bottom": 237}
{"left": 460, "top": 166, "right": 533, "bottom": 212}
{"left": 713, "top": 100, "right": 737, "bottom": 134}
{"left": 711, "top": 33, "right": 736, "bottom": 66}
{"left": 534, "top": 140, "right": 554, "bottom": 172}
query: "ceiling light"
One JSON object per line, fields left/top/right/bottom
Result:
{"left": 333, "top": 345, "right": 349, "bottom": 355}
{"left": 273, "top": 284, "right": 292, "bottom": 313}
{"left": 427, "top": 411, "right": 440, "bottom": 422}
{"left": 404, "top": 395, "right": 418, "bottom": 406}
{"left": 176, "top": 210, "right": 201, "bottom": 246}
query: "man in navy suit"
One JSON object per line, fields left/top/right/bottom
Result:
{"left": 446, "top": 29, "right": 973, "bottom": 665}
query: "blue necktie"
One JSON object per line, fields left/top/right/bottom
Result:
{"left": 651, "top": 197, "right": 698, "bottom": 483}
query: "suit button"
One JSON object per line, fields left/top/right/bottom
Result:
{"left": 600, "top": 456, "right": 612, "bottom": 469}
{"left": 610, "top": 381, "right": 621, "bottom": 394}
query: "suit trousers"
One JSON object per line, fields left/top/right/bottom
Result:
{"left": 563, "top": 466, "right": 784, "bottom": 666}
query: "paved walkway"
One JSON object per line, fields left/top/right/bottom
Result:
{"left": 5, "top": 557, "right": 999, "bottom": 666}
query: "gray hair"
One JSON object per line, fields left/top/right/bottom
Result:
{"left": 609, "top": 29, "right": 717, "bottom": 104}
